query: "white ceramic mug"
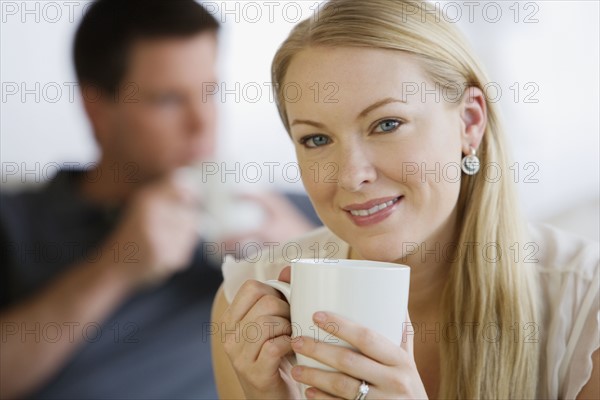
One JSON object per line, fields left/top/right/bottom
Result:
{"left": 177, "top": 162, "right": 266, "bottom": 242}
{"left": 264, "top": 258, "right": 410, "bottom": 395}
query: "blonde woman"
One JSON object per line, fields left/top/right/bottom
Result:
{"left": 211, "top": 0, "right": 599, "bottom": 398}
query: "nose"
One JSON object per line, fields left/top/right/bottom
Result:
{"left": 335, "top": 142, "right": 377, "bottom": 192}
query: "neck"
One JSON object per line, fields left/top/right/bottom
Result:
{"left": 349, "top": 211, "right": 458, "bottom": 320}
{"left": 401, "top": 248, "right": 450, "bottom": 320}
{"left": 78, "top": 157, "right": 147, "bottom": 207}
{"left": 403, "top": 211, "right": 459, "bottom": 319}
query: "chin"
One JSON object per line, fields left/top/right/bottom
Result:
{"left": 342, "top": 232, "right": 408, "bottom": 264}
{"left": 357, "top": 245, "right": 405, "bottom": 263}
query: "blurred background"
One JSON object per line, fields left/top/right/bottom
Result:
{"left": 1, "top": 0, "right": 598, "bottom": 241}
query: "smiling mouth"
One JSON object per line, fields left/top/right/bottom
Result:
{"left": 347, "top": 196, "right": 402, "bottom": 217}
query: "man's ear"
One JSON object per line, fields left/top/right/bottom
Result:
{"left": 459, "top": 86, "right": 487, "bottom": 155}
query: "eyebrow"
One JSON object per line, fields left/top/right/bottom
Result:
{"left": 290, "top": 97, "right": 407, "bottom": 129}
{"left": 357, "top": 97, "right": 407, "bottom": 119}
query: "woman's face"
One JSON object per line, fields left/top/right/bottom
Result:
{"left": 284, "top": 47, "right": 479, "bottom": 262}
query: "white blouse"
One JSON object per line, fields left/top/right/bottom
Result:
{"left": 221, "top": 223, "right": 599, "bottom": 399}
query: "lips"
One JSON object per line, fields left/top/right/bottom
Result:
{"left": 342, "top": 195, "right": 403, "bottom": 227}
{"left": 343, "top": 195, "right": 402, "bottom": 213}
{"left": 348, "top": 197, "right": 400, "bottom": 216}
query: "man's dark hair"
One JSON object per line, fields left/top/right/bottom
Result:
{"left": 74, "top": 0, "right": 219, "bottom": 96}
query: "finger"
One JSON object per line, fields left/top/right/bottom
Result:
{"left": 234, "top": 191, "right": 277, "bottom": 213}
{"left": 291, "top": 336, "right": 384, "bottom": 386}
{"left": 227, "top": 280, "right": 284, "bottom": 323}
{"left": 227, "top": 295, "right": 290, "bottom": 364}
{"left": 291, "top": 366, "right": 364, "bottom": 400}
{"left": 235, "top": 191, "right": 298, "bottom": 220}
{"left": 171, "top": 200, "right": 202, "bottom": 224}
{"left": 219, "top": 231, "right": 261, "bottom": 248}
{"left": 401, "top": 310, "right": 414, "bottom": 356}
{"left": 165, "top": 207, "right": 201, "bottom": 240}
{"left": 233, "top": 191, "right": 268, "bottom": 201}
{"left": 242, "top": 294, "right": 291, "bottom": 326}
{"left": 278, "top": 266, "right": 291, "bottom": 283}
{"left": 219, "top": 234, "right": 258, "bottom": 258}
{"left": 168, "top": 172, "right": 201, "bottom": 204}
{"left": 239, "top": 315, "right": 292, "bottom": 362}
{"left": 256, "top": 334, "right": 294, "bottom": 372}
{"left": 311, "top": 312, "right": 404, "bottom": 366}
{"left": 303, "top": 386, "right": 338, "bottom": 400}
{"left": 227, "top": 192, "right": 276, "bottom": 228}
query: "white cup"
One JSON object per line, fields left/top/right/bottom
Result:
{"left": 176, "top": 162, "right": 266, "bottom": 242}
{"left": 264, "top": 258, "right": 410, "bottom": 395}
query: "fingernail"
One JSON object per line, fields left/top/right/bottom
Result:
{"left": 292, "top": 336, "right": 304, "bottom": 350}
{"left": 291, "top": 366, "right": 303, "bottom": 379}
{"left": 306, "top": 387, "right": 316, "bottom": 398}
{"left": 313, "top": 312, "right": 327, "bottom": 323}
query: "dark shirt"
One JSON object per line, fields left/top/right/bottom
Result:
{"left": 0, "top": 170, "right": 223, "bottom": 399}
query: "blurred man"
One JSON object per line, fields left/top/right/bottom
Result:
{"left": 0, "top": 1, "right": 316, "bottom": 398}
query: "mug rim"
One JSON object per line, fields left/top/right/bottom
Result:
{"left": 291, "top": 258, "right": 410, "bottom": 270}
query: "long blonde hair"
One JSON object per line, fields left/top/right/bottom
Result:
{"left": 271, "top": 1, "right": 540, "bottom": 398}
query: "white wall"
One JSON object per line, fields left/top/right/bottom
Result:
{"left": 1, "top": 1, "right": 598, "bottom": 239}
{"left": 451, "top": 0, "right": 599, "bottom": 223}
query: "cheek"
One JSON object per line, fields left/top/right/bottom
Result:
{"left": 115, "top": 112, "right": 178, "bottom": 169}
{"left": 398, "top": 114, "right": 462, "bottom": 176}
{"left": 202, "top": 99, "right": 217, "bottom": 124}
{"left": 403, "top": 146, "right": 462, "bottom": 222}
{"left": 147, "top": 112, "right": 179, "bottom": 137}
{"left": 300, "top": 160, "right": 336, "bottom": 211}
{"left": 420, "top": 123, "right": 464, "bottom": 201}
{"left": 119, "top": 105, "right": 151, "bottom": 132}
{"left": 130, "top": 107, "right": 181, "bottom": 143}
{"left": 376, "top": 124, "right": 462, "bottom": 212}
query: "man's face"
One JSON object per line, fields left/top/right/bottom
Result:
{"left": 96, "top": 32, "right": 218, "bottom": 181}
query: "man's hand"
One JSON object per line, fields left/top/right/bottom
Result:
{"left": 0, "top": 172, "right": 203, "bottom": 399}
{"left": 221, "top": 192, "right": 316, "bottom": 254}
{"left": 106, "top": 172, "right": 201, "bottom": 289}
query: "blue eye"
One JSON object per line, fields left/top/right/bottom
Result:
{"left": 374, "top": 119, "right": 401, "bottom": 133}
{"left": 301, "top": 135, "right": 331, "bottom": 148}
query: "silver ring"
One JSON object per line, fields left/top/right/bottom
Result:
{"left": 354, "top": 380, "right": 369, "bottom": 400}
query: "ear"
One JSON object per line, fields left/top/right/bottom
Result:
{"left": 459, "top": 86, "right": 487, "bottom": 155}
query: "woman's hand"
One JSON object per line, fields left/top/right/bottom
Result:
{"left": 289, "top": 311, "right": 428, "bottom": 399}
{"left": 219, "top": 268, "right": 302, "bottom": 399}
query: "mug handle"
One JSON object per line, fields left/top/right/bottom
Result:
{"left": 264, "top": 280, "right": 291, "bottom": 303}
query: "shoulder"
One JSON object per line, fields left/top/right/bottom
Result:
{"left": 0, "top": 186, "right": 53, "bottom": 268}
{"left": 528, "top": 222, "right": 598, "bottom": 280}
{"left": 0, "top": 173, "right": 75, "bottom": 243}
{"left": 0, "top": 183, "right": 60, "bottom": 309}
{"left": 220, "top": 226, "right": 348, "bottom": 303}
{"left": 528, "top": 223, "right": 599, "bottom": 399}
{"left": 0, "top": 188, "right": 46, "bottom": 236}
